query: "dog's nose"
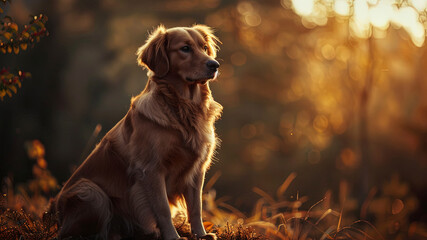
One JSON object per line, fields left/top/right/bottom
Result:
{"left": 206, "top": 60, "right": 220, "bottom": 70}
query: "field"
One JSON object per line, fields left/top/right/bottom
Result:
{"left": 1, "top": 142, "right": 425, "bottom": 239}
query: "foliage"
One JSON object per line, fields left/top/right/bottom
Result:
{"left": 0, "top": 170, "right": 389, "bottom": 240}
{"left": 2, "top": 140, "right": 58, "bottom": 219}
{"left": 0, "top": 14, "right": 49, "bottom": 54}
{"left": 0, "top": 200, "right": 58, "bottom": 240}
{"left": 2, "top": 141, "right": 427, "bottom": 239}
{"left": 0, "top": 68, "right": 30, "bottom": 100}
{"left": 0, "top": 0, "right": 48, "bottom": 100}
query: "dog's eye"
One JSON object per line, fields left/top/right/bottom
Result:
{"left": 180, "top": 46, "right": 191, "bottom": 52}
{"left": 203, "top": 46, "right": 209, "bottom": 52}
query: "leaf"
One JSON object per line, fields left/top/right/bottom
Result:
{"left": 203, "top": 222, "right": 214, "bottom": 232}
{"left": 7, "top": 45, "right": 12, "bottom": 53}
{"left": 0, "top": 47, "right": 5, "bottom": 54}
{"left": 0, "top": 7, "right": 3, "bottom": 14}
{"left": 22, "top": 32, "right": 30, "bottom": 38}
{"left": 10, "top": 23, "right": 18, "bottom": 32}
{"left": 3, "top": 32, "right": 12, "bottom": 40}
{"left": 8, "top": 85, "right": 17, "bottom": 93}
{"left": 0, "top": 90, "right": 5, "bottom": 98}
{"left": 13, "top": 46, "right": 19, "bottom": 54}
{"left": 16, "top": 79, "right": 21, "bottom": 88}
{"left": 37, "top": 158, "right": 47, "bottom": 169}
{"left": 6, "top": 89, "right": 12, "bottom": 97}
{"left": 20, "top": 43, "right": 27, "bottom": 50}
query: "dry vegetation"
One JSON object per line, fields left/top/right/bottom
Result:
{"left": 2, "top": 142, "right": 427, "bottom": 240}
{"left": 2, "top": 141, "right": 427, "bottom": 240}
{"left": 0, "top": 181, "right": 384, "bottom": 240}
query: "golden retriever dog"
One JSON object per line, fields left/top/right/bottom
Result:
{"left": 52, "top": 25, "right": 222, "bottom": 240}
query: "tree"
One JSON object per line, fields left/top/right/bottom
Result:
{"left": 284, "top": 0, "right": 427, "bottom": 210}
{"left": 0, "top": 0, "right": 48, "bottom": 100}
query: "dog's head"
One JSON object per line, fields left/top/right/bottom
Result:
{"left": 137, "top": 25, "right": 220, "bottom": 84}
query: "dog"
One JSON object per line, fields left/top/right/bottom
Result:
{"left": 52, "top": 25, "right": 222, "bottom": 240}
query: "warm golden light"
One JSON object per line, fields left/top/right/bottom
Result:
{"left": 292, "top": 0, "right": 314, "bottom": 16}
{"left": 411, "top": 0, "right": 427, "bottom": 11}
{"left": 369, "top": 3, "right": 392, "bottom": 29}
{"left": 340, "top": 148, "right": 359, "bottom": 168}
{"left": 394, "top": 6, "right": 426, "bottom": 46}
{"left": 313, "top": 114, "right": 329, "bottom": 133}
{"left": 352, "top": 0, "right": 370, "bottom": 38}
{"left": 392, "top": 199, "right": 405, "bottom": 215}
{"left": 334, "top": 0, "right": 350, "bottom": 16}
{"left": 288, "top": 0, "right": 427, "bottom": 46}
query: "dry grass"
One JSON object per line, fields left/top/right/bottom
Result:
{"left": 2, "top": 140, "right": 426, "bottom": 240}
{"left": 0, "top": 197, "right": 57, "bottom": 240}
{"left": 0, "top": 185, "right": 382, "bottom": 240}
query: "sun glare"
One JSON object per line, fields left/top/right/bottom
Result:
{"left": 411, "top": 0, "right": 427, "bottom": 11}
{"left": 288, "top": 0, "right": 427, "bottom": 46}
{"left": 334, "top": 0, "right": 350, "bottom": 16}
{"left": 369, "top": 3, "right": 392, "bottom": 29}
{"left": 353, "top": 0, "right": 370, "bottom": 38}
{"left": 292, "top": 0, "right": 314, "bottom": 16}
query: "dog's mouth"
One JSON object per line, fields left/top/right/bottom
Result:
{"left": 186, "top": 70, "right": 218, "bottom": 84}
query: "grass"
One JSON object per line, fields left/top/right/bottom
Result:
{"left": 1, "top": 140, "right": 426, "bottom": 240}
{"left": 3, "top": 172, "right": 425, "bottom": 240}
{"left": 0, "top": 198, "right": 57, "bottom": 240}
{"left": 0, "top": 173, "right": 384, "bottom": 240}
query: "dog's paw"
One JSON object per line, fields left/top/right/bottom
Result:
{"left": 177, "top": 238, "right": 188, "bottom": 240}
{"left": 199, "top": 233, "right": 217, "bottom": 240}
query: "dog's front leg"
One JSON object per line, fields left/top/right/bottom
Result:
{"left": 184, "top": 171, "right": 216, "bottom": 240}
{"left": 139, "top": 172, "right": 181, "bottom": 240}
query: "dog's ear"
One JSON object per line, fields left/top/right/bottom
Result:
{"left": 136, "top": 25, "right": 169, "bottom": 77}
{"left": 193, "top": 24, "right": 221, "bottom": 58}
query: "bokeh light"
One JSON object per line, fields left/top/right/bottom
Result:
{"left": 286, "top": 0, "right": 427, "bottom": 46}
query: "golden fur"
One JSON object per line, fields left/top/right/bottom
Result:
{"left": 52, "top": 25, "right": 222, "bottom": 240}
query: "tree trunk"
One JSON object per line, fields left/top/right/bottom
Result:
{"left": 358, "top": 37, "right": 375, "bottom": 216}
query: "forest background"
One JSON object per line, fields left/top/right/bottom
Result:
{"left": 1, "top": 0, "right": 427, "bottom": 239}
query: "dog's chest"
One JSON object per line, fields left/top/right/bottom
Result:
{"left": 164, "top": 127, "right": 214, "bottom": 170}
{"left": 162, "top": 127, "right": 215, "bottom": 191}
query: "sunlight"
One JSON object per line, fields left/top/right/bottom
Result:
{"left": 289, "top": 0, "right": 427, "bottom": 46}
{"left": 321, "top": 44, "right": 336, "bottom": 60}
{"left": 334, "top": 0, "right": 350, "bottom": 16}
{"left": 411, "top": 0, "right": 427, "bottom": 11}
{"left": 237, "top": 1, "right": 262, "bottom": 27}
{"left": 410, "top": 22, "right": 425, "bottom": 47}
{"left": 245, "top": 13, "right": 262, "bottom": 27}
{"left": 352, "top": 0, "right": 370, "bottom": 38}
{"left": 313, "top": 114, "right": 329, "bottom": 133}
{"left": 395, "top": 7, "right": 419, "bottom": 29}
{"left": 292, "top": 0, "right": 314, "bottom": 16}
{"left": 394, "top": 6, "right": 425, "bottom": 46}
{"left": 369, "top": 3, "right": 392, "bottom": 30}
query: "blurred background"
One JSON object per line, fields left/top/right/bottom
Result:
{"left": 1, "top": 0, "right": 427, "bottom": 238}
